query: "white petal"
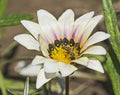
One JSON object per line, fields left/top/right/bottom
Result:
{"left": 44, "top": 59, "right": 59, "bottom": 73}
{"left": 37, "top": 9, "right": 60, "bottom": 42}
{"left": 14, "top": 34, "right": 39, "bottom": 50}
{"left": 75, "top": 11, "right": 94, "bottom": 25}
{"left": 81, "top": 32, "right": 110, "bottom": 51}
{"left": 36, "top": 69, "right": 51, "bottom": 89}
{"left": 87, "top": 59, "right": 104, "bottom": 73}
{"left": 38, "top": 35, "right": 49, "bottom": 57}
{"left": 82, "top": 46, "right": 107, "bottom": 55}
{"left": 72, "top": 57, "right": 89, "bottom": 66}
{"left": 21, "top": 20, "right": 42, "bottom": 40}
{"left": 73, "top": 11, "right": 94, "bottom": 41}
{"left": 20, "top": 64, "right": 40, "bottom": 76}
{"left": 58, "top": 9, "right": 74, "bottom": 39}
{"left": 59, "top": 62, "right": 77, "bottom": 77}
{"left": 31, "top": 55, "right": 47, "bottom": 65}
{"left": 15, "top": 61, "right": 41, "bottom": 76}
{"left": 80, "top": 15, "right": 103, "bottom": 48}
{"left": 20, "top": 65, "right": 41, "bottom": 76}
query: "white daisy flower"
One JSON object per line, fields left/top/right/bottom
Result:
{"left": 14, "top": 9, "right": 110, "bottom": 89}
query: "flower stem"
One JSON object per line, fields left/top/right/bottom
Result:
{"left": 65, "top": 76, "right": 69, "bottom": 95}
{"left": 0, "top": 71, "right": 7, "bottom": 95}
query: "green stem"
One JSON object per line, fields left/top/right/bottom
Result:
{"left": 65, "top": 76, "right": 69, "bottom": 95}
{"left": 0, "top": 71, "right": 7, "bottom": 95}
{"left": 24, "top": 77, "right": 29, "bottom": 95}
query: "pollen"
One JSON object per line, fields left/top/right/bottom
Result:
{"left": 48, "top": 38, "right": 80, "bottom": 64}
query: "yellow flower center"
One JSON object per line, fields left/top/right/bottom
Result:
{"left": 48, "top": 38, "right": 80, "bottom": 64}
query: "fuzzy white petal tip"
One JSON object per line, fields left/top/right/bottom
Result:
{"left": 15, "top": 61, "right": 41, "bottom": 76}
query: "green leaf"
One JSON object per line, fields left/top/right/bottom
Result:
{"left": 4, "top": 78, "right": 24, "bottom": 89}
{"left": 0, "top": 14, "right": 34, "bottom": 27}
{"left": 0, "top": 0, "right": 8, "bottom": 38}
{"left": 103, "top": 54, "right": 120, "bottom": 95}
{"left": 102, "top": 0, "right": 120, "bottom": 62}
{"left": 24, "top": 77, "right": 29, "bottom": 95}
{"left": 7, "top": 89, "right": 18, "bottom": 95}
{"left": 0, "top": 0, "right": 8, "bottom": 16}
{"left": 102, "top": 0, "right": 120, "bottom": 95}
{"left": 0, "top": 71, "right": 7, "bottom": 95}
{"left": 31, "top": 90, "right": 41, "bottom": 95}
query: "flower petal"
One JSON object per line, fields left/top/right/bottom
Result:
{"left": 87, "top": 59, "right": 104, "bottom": 73}
{"left": 44, "top": 59, "right": 59, "bottom": 73}
{"left": 73, "top": 11, "right": 94, "bottom": 41}
{"left": 80, "top": 15, "right": 103, "bottom": 48}
{"left": 81, "top": 32, "right": 110, "bottom": 51}
{"left": 38, "top": 35, "right": 49, "bottom": 57}
{"left": 14, "top": 34, "right": 39, "bottom": 50}
{"left": 21, "top": 20, "right": 42, "bottom": 40}
{"left": 75, "top": 11, "right": 94, "bottom": 25}
{"left": 16, "top": 61, "right": 41, "bottom": 76}
{"left": 45, "top": 72, "right": 57, "bottom": 79}
{"left": 58, "top": 9, "right": 74, "bottom": 39}
{"left": 36, "top": 69, "right": 51, "bottom": 89}
{"left": 31, "top": 55, "right": 47, "bottom": 65}
{"left": 59, "top": 62, "right": 77, "bottom": 77}
{"left": 37, "top": 9, "right": 60, "bottom": 42}
{"left": 82, "top": 46, "right": 107, "bottom": 55}
{"left": 72, "top": 57, "right": 88, "bottom": 66}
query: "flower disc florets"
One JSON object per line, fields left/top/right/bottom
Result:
{"left": 48, "top": 38, "right": 80, "bottom": 64}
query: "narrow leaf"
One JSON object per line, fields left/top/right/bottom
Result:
{"left": 102, "top": 0, "right": 120, "bottom": 61}
{"left": 102, "top": 0, "right": 120, "bottom": 95}
{"left": 0, "top": 0, "right": 8, "bottom": 16}
{"left": 4, "top": 78, "right": 24, "bottom": 89}
{"left": 0, "top": 0, "right": 8, "bottom": 38}
{"left": 103, "top": 54, "right": 120, "bottom": 95}
{"left": 0, "top": 71, "right": 7, "bottom": 95}
{"left": 0, "top": 14, "right": 34, "bottom": 27}
{"left": 31, "top": 90, "right": 41, "bottom": 95}
{"left": 7, "top": 89, "right": 18, "bottom": 95}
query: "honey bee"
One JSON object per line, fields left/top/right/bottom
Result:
{"left": 62, "top": 46, "right": 75, "bottom": 60}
